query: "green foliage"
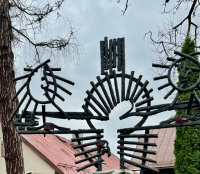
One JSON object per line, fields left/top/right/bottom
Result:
{"left": 177, "top": 37, "right": 198, "bottom": 88}
{"left": 181, "top": 37, "right": 196, "bottom": 54}
{"left": 174, "top": 126, "right": 200, "bottom": 174}
{"left": 174, "top": 36, "right": 200, "bottom": 174}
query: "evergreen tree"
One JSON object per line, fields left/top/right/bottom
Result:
{"left": 174, "top": 37, "right": 200, "bottom": 174}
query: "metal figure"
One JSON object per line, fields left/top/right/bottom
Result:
{"left": 10, "top": 37, "right": 200, "bottom": 173}
{"left": 118, "top": 51, "right": 200, "bottom": 174}
{"left": 10, "top": 60, "right": 74, "bottom": 122}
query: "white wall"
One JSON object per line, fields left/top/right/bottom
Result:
{"left": 0, "top": 120, "right": 7, "bottom": 174}
{"left": 0, "top": 120, "right": 57, "bottom": 174}
{"left": 22, "top": 140, "right": 56, "bottom": 174}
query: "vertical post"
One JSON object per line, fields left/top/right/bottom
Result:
{"left": 109, "top": 39, "right": 113, "bottom": 75}
{"left": 100, "top": 40, "right": 105, "bottom": 75}
{"left": 104, "top": 37, "right": 109, "bottom": 71}
{"left": 96, "top": 132, "right": 102, "bottom": 171}
{"left": 117, "top": 38, "right": 122, "bottom": 72}
{"left": 121, "top": 38, "right": 125, "bottom": 101}
{"left": 140, "top": 129, "right": 149, "bottom": 174}
{"left": 42, "top": 105, "right": 46, "bottom": 124}
{"left": 119, "top": 136, "right": 126, "bottom": 169}
{"left": 113, "top": 39, "right": 117, "bottom": 68}
{"left": 121, "top": 37, "right": 125, "bottom": 73}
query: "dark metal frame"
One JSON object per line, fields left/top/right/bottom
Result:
{"left": 10, "top": 37, "right": 200, "bottom": 173}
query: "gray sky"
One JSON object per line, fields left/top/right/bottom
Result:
{"left": 14, "top": 0, "right": 176, "bottom": 157}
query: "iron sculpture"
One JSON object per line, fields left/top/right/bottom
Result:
{"left": 9, "top": 37, "right": 200, "bottom": 173}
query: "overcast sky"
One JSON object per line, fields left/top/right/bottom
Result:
{"left": 14, "top": 0, "right": 177, "bottom": 157}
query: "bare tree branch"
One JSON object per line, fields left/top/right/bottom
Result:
{"left": 10, "top": 0, "right": 81, "bottom": 64}
{"left": 122, "top": 0, "right": 129, "bottom": 15}
{"left": 146, "top": 0, "right": 200, "bottom": 68}
{"left": 11, "top": 0, "right": 64, "bottom": 24}
{"left": 117, "top": 0, "right": 131, "bottom": 15}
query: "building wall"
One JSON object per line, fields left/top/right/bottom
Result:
{"left": 22, "top": 140, "right": 56, "bottom": 174}
{"left": 0, "top": 121, "right": 57, "bottom": 174}
{"left": 0, "top": 120, "right": 7, "bottom": 174}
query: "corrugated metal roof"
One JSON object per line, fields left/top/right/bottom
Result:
{"left": 22, "top": 134, "right": 120, "bottom": 174}
{"left": 129, "top": 127, "right": 175, "bottom": 169}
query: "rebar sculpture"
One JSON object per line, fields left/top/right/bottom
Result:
{"left": 10, "top": 37, "right": 200, "bottom": 173}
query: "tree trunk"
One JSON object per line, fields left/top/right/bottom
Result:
{"left": 0, "top": 0, "right": 24, "bottom": 173}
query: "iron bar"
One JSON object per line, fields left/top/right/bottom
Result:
{"left": 24, "top": 68, "right": 33, "bottom": 71}
{"left": 19, "top": 97, "right": 32, "bottom": 120}
{"left": 104, "top": 37, "right": 109, "bottom": 70}
{"left": 141, "top": 130, "right": 150, "bottom": 169}
{"left": 113, "top": 39, "right": 117, "bottom": 68}
{"left": 126, "top": 71, "right": 134, "bottom": 100}
{"left": 74, "top": 141, "right": 100, "bottom": 149}
{"left": 13, "top": 74, "right": 30, "bottom": 82}
{"left": 121, "top": 70, "right": 125, "bottom": 101}
{"left": 121, "top": 38, "right": 125, "bottom": 73}
{"left": 12, "top": 83, "right": 27, "bottom": 101}
{"left": 118, "top": 134, "right": 158, "bottom": 138}
{"left": 152, "top": 64, "right": 169, "bottom": 69}
{"left": 76, "top": 159, "right": 103, "bottom": 172}
{"left": 167, "top": 57, "right": 176, "bottom": 61}
{"left": 123, "top": 159, "right": 159, "bottom": 173}
{"left": 46, "top": 88, "right": 65, "bottom": 101}
{"left": 19, "top": 129, "right": 103, "bottom": 134}
{"left": 118, "top": 120, "right": 200, "bottom": 132}
{"left": 117, "top": 146, "right": 156, "bottom": 155}
{"left": 71, "top": 135, "right": 103, "bottom": 142}
{"left": 84, "top": 98, "right": 102, "bottom": 116}
{"left": 86, "top": 90, "right": 109, "bottom": 115}
{"left": 109, "top": 39, "right": 113, "bottom": 75}
{"left": 158, "top": 83, "right": 170, "bottom": 90}
{"left": 75, "top": 147, "right": 101, "bottom": 157}
{"left": 46, "top": 73, "right": 74, "bottom": 85}
{"left": 135, "top": 97, "right": 154, "bottom": 107}
{"left": 105, "top": 72, "right": 117, "bottom": 106}
{"left": 117, "top": 152, "right": 156, "bottom": 163}
{"left": 21, "top": 111, "right": 108, "bottom": 120}
{"left": 132, "top": 81, "right": 149, "bottom": 103}
{"left": 90, "top": 81, "right": 111, "bottom": 113}
{"left": 164, "top": 88, "right": 175, "bottom": 99}
{"left": 75, "top": 153, "right": 102, "bottom": 164}
{"left": 48, "top": 81, "right": 72, "bottom": 95}
{"left": 97, "top": 76, "right": 114, "bottom": 109}
{"left": 130, "top": 75, "right": 142, "bottom": 100}
{"left": 82, "top": 105, "right": 94, "bottom": 115}
{"left": 142, "top": 88, "right": 153, "bottom": 99}
{"left": 49, "top": 68, "right": 61, "bottom": 71}
{"left": 117, "top": 38, "right": 122, "bottom": 71}
{"left": 100, "top": 40, "right": 105, "bottom": 75}
{"left": 113, "top": 70, "right": 120, "bottom": 103}
{"left": 154, "top": 75, "right": 168, "bottom": 81}
{"left": 9, "top": 91, "right": 28, "bottom": 121}
{"left": 117, "top": 140, "right": 156, "bottom": 146}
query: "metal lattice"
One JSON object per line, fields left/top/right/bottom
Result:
{"left": 10, "top": 37, "right": 200, "bottom": 173}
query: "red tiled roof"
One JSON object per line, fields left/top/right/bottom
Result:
{"left": 22, "top": 134, "right": 120, "bottom": 174}
{"left": 130, "top": 127, "right": 175, "bottom": 169}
